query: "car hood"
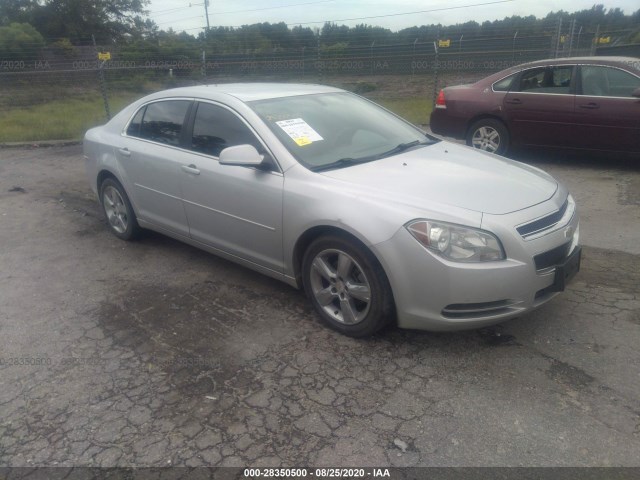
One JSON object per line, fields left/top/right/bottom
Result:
{"left": 319, "top": 141, "right": 558, "bottom": 215}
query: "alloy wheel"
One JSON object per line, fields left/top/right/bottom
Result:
{"left": 471, "top": 126, "right": 501, "bottom": 153}
{"left": 308, "top": 249, "right": 372, "bottom": 325}
{"left": 102, "top": 185, "right": 129, "bottom": 234}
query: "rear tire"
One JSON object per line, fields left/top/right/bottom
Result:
{"left": 302, "top": 235, "right": 394, "bottom": 337}
{"left": 466, "top": 119, "right": 509, "bottom": 155}
{"left": 99, "top": 178, "right": 141, "bottom": 241}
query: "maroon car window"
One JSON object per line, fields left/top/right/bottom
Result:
{"left": 517, "top": 66, "right": 572, "bottom": 94}
{"left": 580, "top": 66, "right": 640, "bottom": 97}
{"left": 493, "top": 74, "right": 516, "bottom": 92}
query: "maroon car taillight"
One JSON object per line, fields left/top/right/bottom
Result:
{"left": 435, "top": 89, "right": 447, "bottom": 109}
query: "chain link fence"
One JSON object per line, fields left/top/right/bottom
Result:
{"left": 1, "top": 22, "right": 638, "bottom": 141}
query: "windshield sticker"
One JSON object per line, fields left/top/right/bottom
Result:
{"left": 276, "top": 118, "right": 324, "bottom": 147}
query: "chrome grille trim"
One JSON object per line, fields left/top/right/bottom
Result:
{"left": 516, "top": 196, "right": 575, "bottom": 240}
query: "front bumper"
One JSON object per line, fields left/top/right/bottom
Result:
{"left": 372, "top": 201, "right": 580, "bottom": 331}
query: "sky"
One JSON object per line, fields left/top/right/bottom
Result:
{"left": 147, "top": 0, "right": 639, "bottom": 34}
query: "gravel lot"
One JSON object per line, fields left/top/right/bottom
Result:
{"left": 0, "top": 144, "right": 639, "bottom": 467}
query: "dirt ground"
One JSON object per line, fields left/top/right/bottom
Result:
{"left": 0, "top": 144, "right": 639, "bottom": 468}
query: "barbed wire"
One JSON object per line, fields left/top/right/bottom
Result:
{"left": 1, "top": 22, "right": 635, "bottom": 111}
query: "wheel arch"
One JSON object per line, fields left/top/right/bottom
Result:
{"left": 294, "top": 225, "right": 398, "bottom": 335}
{"left": 97, "top": 169, "right": 120, "bottom": 193}
{"left": 96, "top": 169, "right": 140, "bottom": 216}
{"left": 291, "top": 225, "right": 392, "bottom": 295}
{"left": 465, "top": 114, "right": 508, "bottom": 139}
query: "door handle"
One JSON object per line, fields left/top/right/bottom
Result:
{"left": 118, "top": 147, "right": 131, "bottom": 157}
{"left": 181, "top": 164, "right": 201, "bottom": 175}
{"left": 579, "top": 103, "right": 600, "bottom": 109}
{"left": 505, "top": 98, "right": 522, "bottom": 105}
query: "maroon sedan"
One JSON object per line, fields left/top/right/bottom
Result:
{"left": 429, "top": 56, "right": 640, "bottom": 156}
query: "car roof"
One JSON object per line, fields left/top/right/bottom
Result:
{"left": 144, "top": 83, "right": 345, "bottom": 102}
{"left": 516, "top": 56, "right": 638, "bottom": 68}
{"left": 474, "top": 56, "right": 639, "bottom": 85}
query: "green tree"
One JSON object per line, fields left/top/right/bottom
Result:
{"left": 0, "top": 0, "right": 38, "bottom": 26}
{"left": 2, "top": 0, "right": 153, "bottom": 42}
{"left": 290, "top": 25, "right": 316, "bottom": 49}
{"left": 321, "top": 22, "right": 350, "bottom": 46}
{"left": 0, "top": 22, "right": 44, "bottom": 60}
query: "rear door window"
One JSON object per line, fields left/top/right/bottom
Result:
{"left": 517, "top": 66, "right": 573, "bottom": 94}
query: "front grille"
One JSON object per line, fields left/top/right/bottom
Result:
{"left": 442, "top": 300, "right": 518, "bottom": 319}
{"left": 533, "top": 242, "right": 571, "bottom": 271}
{"left": 517, "top": 199, "right": 569, "bottom": 238}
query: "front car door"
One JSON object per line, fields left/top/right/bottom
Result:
{"left": 574, "top": 64, "right": 640, "bottom": 154}
{"left": 119, "top": 99, "right": 192, "bottom": 237}
{"left": 179, "top": 101, "right": 284, "bottom": 273}
{"left": 503, "top": 65, "right": 577, "bottom": 149}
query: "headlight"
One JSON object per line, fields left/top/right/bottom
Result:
{"left": 406, "top": 220, "right": 505, "bottom": 262}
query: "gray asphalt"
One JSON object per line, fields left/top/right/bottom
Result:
{"left": 0, "top": 145, "right": 639, "bottom": 467}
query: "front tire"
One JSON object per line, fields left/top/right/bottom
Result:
{"left": 99, "top": 178, "right": 141, "bottom": 240}
{"left": 466, "top": 118, "right": 509, "bottom": 155}
{"left": 302, "top": 235, "right": 394, "bottom": 337}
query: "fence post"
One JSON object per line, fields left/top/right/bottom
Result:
{"left": 371, "top": 41, "right": 375, "bottom": 73}
{"left": 576, "top": 26, "right": 583, "bottom": 55}
{"left": 432, "top": 40, "right": 439, "bottom": 109}
{"left": 568, "top": 19, "right": 576, "bottom": 56}
{"left": 591, "top": 25, "right": 600, "bottom": 56}
{"left": 554, "top": 18, "right": 563, "bottom": 58}
{"left": 92, "top": 35, "right": 111, "bottom": 121}
{"left": 317, "top": 29, "right": 322, "bottom": 84}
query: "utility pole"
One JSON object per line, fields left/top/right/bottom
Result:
{"left": 204, "top": 0, "right": 211, "bottom": 32}
{"left": 202, "top": 0, "right": 210, "bottom": 78}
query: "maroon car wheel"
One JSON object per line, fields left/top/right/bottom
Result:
{"left": 466, "top": 119, "right": 510, "bottom": 156}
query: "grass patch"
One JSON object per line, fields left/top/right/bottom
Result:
{"left": 0, "top": 92, "right": 433, "bottom": 143}
{"left": 0, "top": 94, "right": 138, "bottom": 143}
{"left": 373, "top": 97, "right": 433, "bottom": 125}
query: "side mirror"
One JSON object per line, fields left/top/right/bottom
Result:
{"left": 632, "top": 87, "right": 640, "bottom": 98}
{"left": 219, "top": 144, "right": 264, "bottom": 167}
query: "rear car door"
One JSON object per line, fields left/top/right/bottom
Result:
{"left": 119, "top": 99, "right": 192, "bottom": 237}
{"left": 503, "top": 65, "right": 577, "bottom": 149}
{"left": 574, "top": 64, "right": 640, "bottom": 154}
{"left": 179, "top": 101, "right": 284, "bottom": 273}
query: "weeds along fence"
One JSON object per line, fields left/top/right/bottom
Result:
{"left": 1, "top": 22, "right": 638, "bottom": 141}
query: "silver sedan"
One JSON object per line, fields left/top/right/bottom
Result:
{"left": 84, "top": 83, "right": 581, "bottom": 337}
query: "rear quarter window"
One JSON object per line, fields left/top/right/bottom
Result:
{"left": 137, "top": 100, "right": 191, "bottom": 146}
{"left": 492, "top": 74, "right": 516, "bottom": 91}
{"left": 126, "top": 107, "right": 145, "bottom": 137}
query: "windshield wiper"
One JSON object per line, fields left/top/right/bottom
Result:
{"left": 310, "top": 138, "right": 434, "bottom": 172}
{"left": 310, "top": 157, "right": 364, "bottom": 172}
{"left": 375, "top": 139, "right": 432, "bottom": 159}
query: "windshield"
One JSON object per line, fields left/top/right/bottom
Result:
{"left": 248, "top": 92, "right": 437, "bottom": 171}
